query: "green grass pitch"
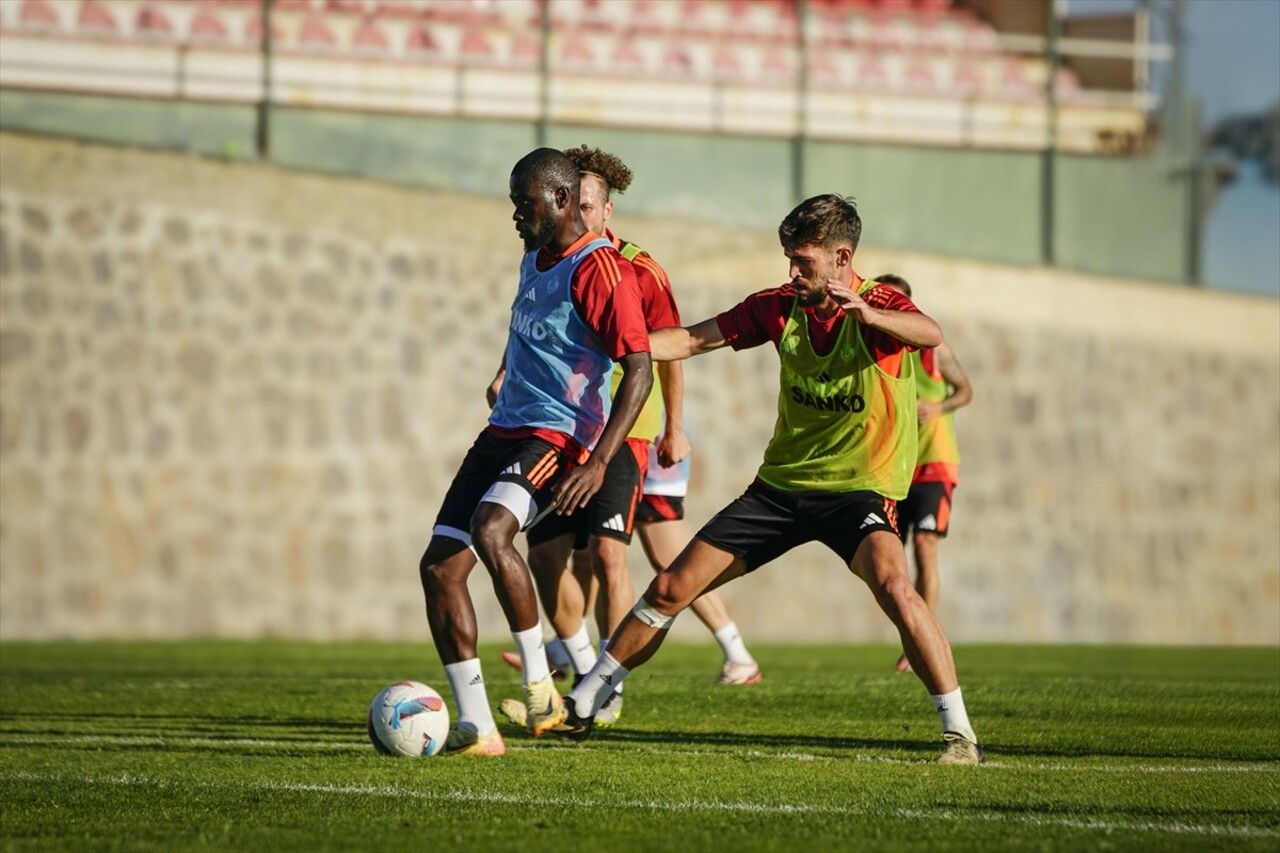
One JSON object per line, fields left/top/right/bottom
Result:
{"left": 1, "top": 641, "right": 1277, "bottom": 851}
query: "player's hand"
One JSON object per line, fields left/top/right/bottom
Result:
{"left": 485, "top": 376, "right": 503, "bottom": 409}
{"left": 551, "top": 458, "right": 607, "bottom": 515}
{"left": 826, "top": 280, "right": 875, "bottom": 323}
{"left": 656, "top": 428, "right": 691, "bottom": 467}
{"left": 917, "top": 400, "right": 944, "bottom": 423}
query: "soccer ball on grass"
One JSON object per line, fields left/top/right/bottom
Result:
{"left": 367, "top": 681, "right": 450, "bottom": 757}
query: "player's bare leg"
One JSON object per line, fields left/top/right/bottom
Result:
{"left": 638, "top": 520, "right": 761, "bottom": 684}
{"left": 587, "top": 535, "right": 638, "bottom": 725}
{"left": 420, "top": 536, "right": 481, "bottom": 665}
{"left": 554, "top": 539, "right": 748, "bottom": 739}
{"left": 851, "top": 531, "right": 979, "bottom": 763}
{"left": 910, "top": 531, "right": 942, "bottom": 611}
{"left": 420, "top": 535, "right": 506, "bottom": 755}
{"left": 471, "top": 503, "right": 566, "bottom": 736}
{"left": 590, "top": 535, "right": 636, "bottom": 640}
{"left": 897, "top": 530, "right": 942, "bottom": 672}
{"left": 528, "top": 534, "right": 584, "bottom": 642}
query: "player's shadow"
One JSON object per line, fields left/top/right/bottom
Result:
{"left": 0, "top": 710, "right": 359, "bottom": 752}
{"left": 534, "top": 725, "right": 941, "bottom": 757}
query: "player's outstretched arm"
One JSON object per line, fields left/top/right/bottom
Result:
{"left": 650, "top": 318, "right": 729, "bottom": 362}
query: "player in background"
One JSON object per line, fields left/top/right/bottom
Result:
{"left": 551, "top": 194, "right": 983, "bottom": 765}
{"left": 418, "top": 148, "right": 652, "bottom": 756}
{"left": 494, "top": 146, "right": 760, "bottom": 731}
{"left": 874, "top": 274, "right": 973, "bottom": 674}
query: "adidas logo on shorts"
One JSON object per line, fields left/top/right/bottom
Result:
{"left": 502, "top": 462, "right": 522, "bottom": 477}
{"left": 601, "top": 513, "right": 626, "bottom": 532}
{"left": 859, "top": 512, "right": 886, "bottom": 530}
{"left": 918, "top": 514, "right": 938, "bottom": 531}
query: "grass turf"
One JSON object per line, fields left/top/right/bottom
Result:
{"left": 1, "top": 641, "right": 1277, "bottom": 851}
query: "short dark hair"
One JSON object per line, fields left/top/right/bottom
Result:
{"left": 511, "top": 147, "right": 581, "bottom": 196}
{"left": 873, "top": 273, "right": 911, "bottom": 297}
{"left": 778, "top": 194, "right": 861, "bottom": 254}
{"left": 563, "top": 145, "right": 633, "bottom": 199}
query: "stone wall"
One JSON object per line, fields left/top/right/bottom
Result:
{"left": 2, "top": 133, "right": 1277, "bottom": 645}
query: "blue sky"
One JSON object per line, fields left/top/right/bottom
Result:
{"left": 1070, "top": 0, "right": 1279, "bottom": 296}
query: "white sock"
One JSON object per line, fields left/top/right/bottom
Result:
{"left": 545, "top": 636, "right": 573, "bottom": 673}
{"left": 713, "top": 621, "right": 755, "bottom": 665}
{"left": 560, "top": 624, "right": 597, "bottom": 677}
{"left": 444, "top": 659, "right": 495, "bottom": 735}
{"left": 512, "top": 624, "right": 551, "bottom": 684}
{"left": 568, "top": 652, "right": 629, "bottom": 715}
{"left": 931, "top": 687, "right": 977, "bottom": 743}
{"left": 598, "top": 639, "right": 622, "bottom": 694}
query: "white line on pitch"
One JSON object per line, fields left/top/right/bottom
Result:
{"left": 4, "top": 733, "right": 1278, "bottom": 775}
{"left": 4, "top": 772, "right": 1277, "bottom": 840}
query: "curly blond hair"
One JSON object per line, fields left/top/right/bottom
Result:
{"left": 563, "top": 145, "right": 633, "bottom": 197}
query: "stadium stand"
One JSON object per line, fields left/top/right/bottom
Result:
{"left": 0, "top": 0, "right": 1147, "bottom": 151}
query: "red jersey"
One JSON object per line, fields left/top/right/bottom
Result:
{"left": 607, "top": 228, "right": 682, "bottom": 332}
{"left": 715, "top": 279, "right": 921, "bottom": 377}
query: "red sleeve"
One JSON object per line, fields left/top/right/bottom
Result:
{"left": 631, "top": 253, "right": 681, "bottom": 330}
{"left": 571, "top": 247, "right": 650, "bottom": 359}
{"left": 861, "top": 283, "right": 923, "bottom": 373}
{"left": 714, "top": 286, "right": 794, "bottom": 350}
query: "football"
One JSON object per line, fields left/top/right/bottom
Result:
{"left": 367, "top": 681, "right": 451, "bottom": 757}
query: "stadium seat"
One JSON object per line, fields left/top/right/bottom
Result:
{"left": 424, "top": 0, "right": 501, "bottom": 25}
{"left": 243, "top": 7, "right": 287, "bottom": 45}
{"left": 134, "top": 3, "right": 176, "bottom": 39}
{"left": 661, "top": 39, "right": 699, "bottom": 78}
{"left": 17, "top": 0, "right": 64, "bottom": 32}
{"left": 352, "top": 17, "right": 392, "bottom": 53}
{"left": 189, "top": 7, "right": 232, "bottom": 44}
{"left": 711, "top": 42, "right": 744, "bottom": 81}
{"left": 325, "top": 0, "right": 371, "bottom": 13}
{"left": 507, "top": 30, "right": 542, "bottom": 67}
{"left": 405, "top": 23, "right": 447, "bottom": 57}
{"left": 298, "top": 13, "right": 339, "bottom": 49}
{"left": 77, "top": 1, "right": 120, "bottom": 37}
{"left": 374, "top": 1, "right": 423, "bottom": 18}
{"left": 614, "top": 36, "right": 650, "bottom": 73}
{"left": 460, "top": 26, "right": 496, "bottom": 61}
{"left": 853, "top": 53, "right": 890, "bottom": 91}
{"left": 627, "top": 0, "right": 681, "bottom": 37}
{"left": 724, "top": 0, "right": 791, "bottom": 41}
{"left": 952, "top": 56, "right": 984, "bottom": 94}
{"left": 758, "top": 46, "right": 796, "bottom": 83}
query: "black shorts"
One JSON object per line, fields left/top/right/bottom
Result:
{"left": 527, "top": 439, "right": 648, "bottom": 548}
{"left": 432, "top": 430, "right": 578, "bottom": 546}
{"left": 897, "top": 480, "right": 955, "bottom": 539}
{"left": 696, "top": 479, "right": 900, "bottom": 571}
{"left": 635, "top": 494, "right": 685, "bottom": 524}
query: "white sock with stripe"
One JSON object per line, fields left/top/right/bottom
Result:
{"left": 599, "top": 639, "right": 623, "bottom": 694}
{"left": 931, "top": 687, "right": 977, "bottom": 743}
{"left": 443, "top": 658, "right": 495, "bottom": 735}
{"left": 568, "top": 652, "right": 629, "bottom": 716}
